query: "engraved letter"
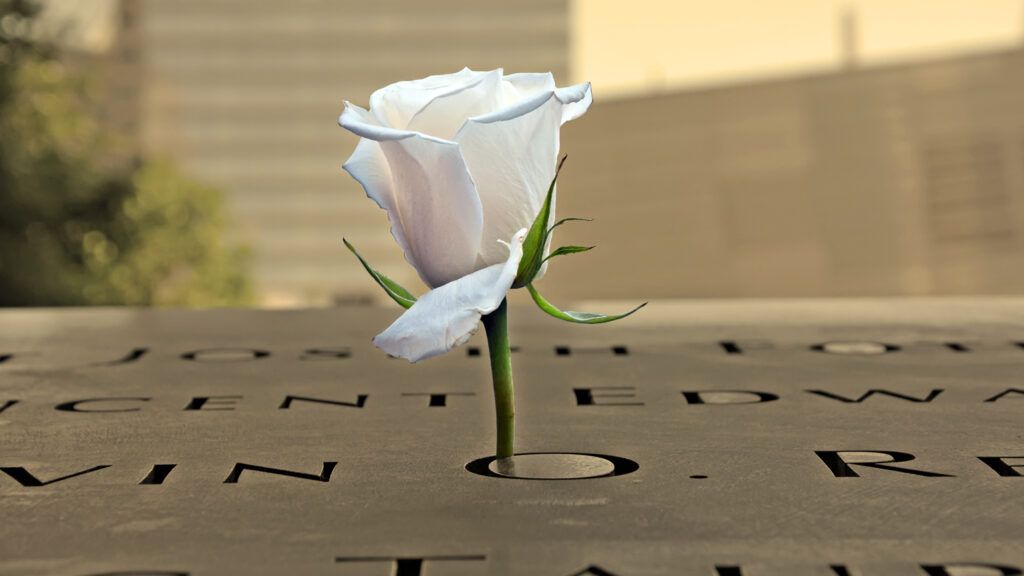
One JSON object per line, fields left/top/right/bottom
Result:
{"left": 56, "top": 398, "right": 150, "bottom": 413}
{"left": 574, "top": 387, "right": 643, "bottom": 406}
{"left": 815, "top": 450, "right": 952, "bottom": 478}
{"left": 1, "top": 465, "right": 110, "bottom": 486}
{"left": 682, "top": 391, "right": 778, "bottom": 405}
{"left": 978, "top": 456, "right": 1024, "bottom": 477}
{"left": 224, "top": 462, "right": 337, "bottom": 484}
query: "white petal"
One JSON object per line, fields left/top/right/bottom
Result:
{"left": 339, "top": 103, "right": 483, "bottom": 287}
{"left": 342, "top": 138, "right": 417, "bottom": 272}
{"left": 454, "top": 82, "right": 592, "bottom": 269}
{"left": 406, "top": 69, "right": 503, "bottom": 140}
{"left": 339, "top": 101, "right": 432, "bottom": 143}
{"left": 463, "top": 82, "right": 592, "bottom": 127}
{"left": 500, "top": 72, "right": 556, "bottom": 105}
{"left": 373, "top": 229, "right": 528, "bottom": 363}
{"left": 557, "top": 81, "right": 593, "bottom": 124}
{"left": 369, "top": 68, "right": 490, "bottom": 130}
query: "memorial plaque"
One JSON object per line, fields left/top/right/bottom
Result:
{"left": 1, "top": 300, "right": 1022, "bottom": 575}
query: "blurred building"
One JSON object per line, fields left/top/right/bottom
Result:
{"left": 118, "top": 0, "right": 570, "bottom": 306}
{"left": 554, "top": 47, "right": 1024, "bottom": 299}
{"left": 73, "top": 1, "right": 1024, "bottom": 303}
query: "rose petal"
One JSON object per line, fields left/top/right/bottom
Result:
{"left": 406, "top": 69, "right": 503, "bottom": 140}
{"left": 556, "top": 82, "right": 593, "bottom": 125}
{"left": 462, "top": 82, "right": 592, "bottom": 127}
{"left": 369, "top": 67, "right": 489, "bottom": 130}
{"left": 501, "top": 72, "right": 557, "bottom": 105}
{"left": 373, "top": 229, "right": 527, "bottom": 362}
{"left": 339, "top": 103, "right": 483, "bottom": 287}
{"left": 454, "top": 82, "right": 592, "bottom": 269}
{"left": 341, "top": 138, "right": 416, "bottom": 271}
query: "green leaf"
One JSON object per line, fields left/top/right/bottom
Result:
{"left": 527, "top": 283, "right": 646, "bottom": 324}
{"left": 547, "top": 217, "right": 592, "bottom": 235}
{"left": 343, "top": 238, "right": 417, "bottom": 309}
{"left": 542, "top": 245, "right": 595, "bottom": 263}
{"left": 513, "top": 155, "right": 567, "bottom": 288}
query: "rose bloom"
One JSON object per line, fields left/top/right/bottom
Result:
{"left": 339, "top": 68, "right": 592, "bottom": 362}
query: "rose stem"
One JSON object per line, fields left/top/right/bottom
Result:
{"left": 481, "top": 297, "right": 515, "bottom": 459}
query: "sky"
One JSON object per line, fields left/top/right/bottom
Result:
{"left": 38, "top": 0, "right": 1024, "bottom": 97}
{"left": 573, "top": 0, "right": 1024, "bottom": 97}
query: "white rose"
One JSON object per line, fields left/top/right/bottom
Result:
{"left": 339, "top": 68, "right": 592, "bottom": 362}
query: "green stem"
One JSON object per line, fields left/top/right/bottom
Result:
{"left": 481, "top": 298, "right": 515, "bottom": 459}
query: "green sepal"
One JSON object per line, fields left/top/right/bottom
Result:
{"left": 512, "top": 155, "right": 567, "bottom": 289}
{"left": 542, "top": 245, "right": 595, "bottom": 263}
{"left": 548, "top": 217, "right": 592, "bottom": 235}
{"left": 527, "top": 283, "right": 646, "bottom": 324}
{"left": 343, "top": 238, "right": 417, "bottom": 309}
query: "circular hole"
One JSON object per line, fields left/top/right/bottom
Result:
{"left": 466, "top": 452, "right": 639, "bottom": 480}
{"left": 816, "top": 341, "right": 896, "bottom": 355}
{"left": 487, "top": 453, "right": 615, "bottom": 480}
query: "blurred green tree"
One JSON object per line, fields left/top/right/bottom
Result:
{"left": 0, "top": 0, "right": 251, "bottom": 306}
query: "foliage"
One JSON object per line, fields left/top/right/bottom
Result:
{"left": 0, "top": 1, "right": 251, "bottom": 306}
{"left": 343, "top": 238, "right": 416, "bottom": 309}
